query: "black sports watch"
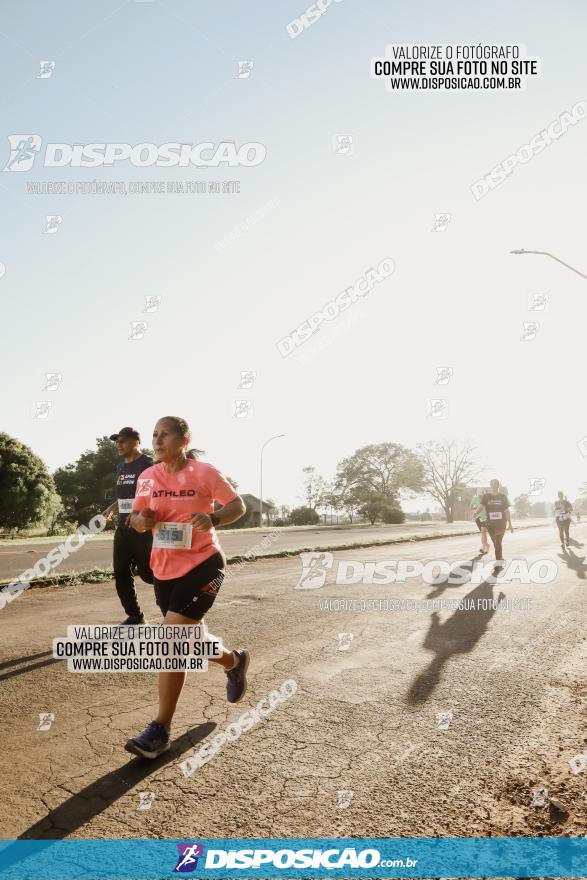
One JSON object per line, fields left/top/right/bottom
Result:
{"left": 209, "top": 512, "right": 220, "bottom": 527}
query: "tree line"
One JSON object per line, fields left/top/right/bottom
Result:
{"left": 1, "top": 431, "right": 583, "bottom": 535}
{"left": 281, "top": 441, "right": 476, "bottom": 525}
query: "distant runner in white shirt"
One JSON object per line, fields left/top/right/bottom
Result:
{"left": 471, "top": 492, "right": 489, "bottom": 556}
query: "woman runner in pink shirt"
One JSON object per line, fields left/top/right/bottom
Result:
{"left": 124, "top": 416, "right": 248, "bottom": 759}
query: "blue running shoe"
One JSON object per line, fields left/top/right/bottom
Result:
{"left": 225, "top": 649, "right": 250, "bottom": 703}
{"left": 125, "top": 720, "right": 170, "bottom": 759}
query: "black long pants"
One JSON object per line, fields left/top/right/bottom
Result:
{"left": 557, "top": 519, "right": 571, "bottom": 544}
{"left": 113, "top": 526, "right": 153, "bottom": 617}
{"left": 487, "top": 526, "right": 506, "bottom": 562}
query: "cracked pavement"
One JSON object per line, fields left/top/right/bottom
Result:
{"left": 1, "top": 524, "right": 586, "bottom": 840}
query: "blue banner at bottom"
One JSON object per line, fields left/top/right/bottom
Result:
{"left": 1, "top": 838, "right": 587, "bottom": 879}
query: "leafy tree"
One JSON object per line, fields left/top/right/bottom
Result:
{"left": 53, "top": 436, "right": 121, "bottom": 526}
{"left": 0, "top": 433, "right": 61, "bottom": 532}
{"left": 334, "top": 443, "right": 421, "bottom": 523}
{"left": 273, "top": 505, "right": 291, "bottom": 527}
{"left": 330, "top": 482, "right": 358, "bottom": 523}
{"left": 335, "top": 443, "right": 424, "bottom": 501}
{"left": 301, "top": 466, "right": 329, "bottom": 510}
{"left": 513, "top": 494, "right": 531, "bottom": 519}
{"left": 289, "top": 506, "right": 320, "bottom": 525}
{"left": 354, "top": 490, "right": 405, "bottom": 525}
{"left": 319, "top": 481, "right": 344, "bottom": 523}
{"left": 46, "top": 492, "right": 65, "bottom": 535}
{"left": 418, "top": 440, "right": 478, "bottom": 523}
{"left": 357, "top": 492, "right": 388, "bottom": 525}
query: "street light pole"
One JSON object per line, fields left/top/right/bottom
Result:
{"left": 510, "top": 249, "right": 587, "bottom": 281}
{"left": 260, "top": 434, "right": 285, "bottom": 528}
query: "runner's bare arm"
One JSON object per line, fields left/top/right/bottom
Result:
{"left": 191, "top": 495, "right": 246, "bottom": 531}
{"left": 128, "top": 508, "right": 158, "bottom": 532}
{"left": 507, "top": 507, "right": 514, "bottom": 531}
{"left": 101, "top": 501, "right": 118, "bottom": 520}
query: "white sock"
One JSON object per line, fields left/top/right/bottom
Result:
{"left": 227, "top": 651, "right": 239, "bottom": 670}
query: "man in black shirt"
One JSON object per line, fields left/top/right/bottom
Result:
{"left": 479, "top": 479, "right": 513, "bottom": 573}
{"left": 102, "top": 427, "right": 154, "bottom": 625}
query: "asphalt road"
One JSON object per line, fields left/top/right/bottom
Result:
{"left": 0, "top": 520, "right": 549, "bottom": 581}
{"left": 1, "top": 522, "right": 586, "bottom": 842}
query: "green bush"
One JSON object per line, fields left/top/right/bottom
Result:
{"left": 381, "top": 506, "right": 405, "bottom": 524}
{"left": 289, "top": 506, "right": 320, "bottom": 526}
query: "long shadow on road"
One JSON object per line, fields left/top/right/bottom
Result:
{"left": 425, "top": 556, "right": 482, "bottom": 600}
{"left": 0, "top": 651, "right": 61, "bottom": 683}
{"left": 558, "top": 548, "right": 587, "bottom": 579}
{"left": 0, "top": 656, "right": 60, "bottom": 682}
{"left": 17, "top": 722, "right": 215, "bottom": 841}
{"left": 0, "top": 650, "right": 53, "bottom": 671}
{"left": 407, "top": 578, "right": 503, "bottom": 705}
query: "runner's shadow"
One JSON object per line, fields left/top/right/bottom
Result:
{"left": 426, "top": 556, "right": 482, "bottom": 599}
{"left": 407, "top": 579, "right": 503, "bottom": 705}
{"left": 0, "top": 656, "right": 59, "bottom": 682}
{"left": 557, "top": 549, "right": 587, "bottom": 579}
{"left": 17, "top": 722, "right": 215, "bottom": 840}
{"left": 0, "top": 650, "right": 53, "bottom": 671}
{"left": 567, "top": 537, "right": 584, "bottom": 549}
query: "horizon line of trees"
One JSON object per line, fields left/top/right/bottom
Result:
{"left": 1, "top": 431, "right": 586, "bottom": 535}
{"left": 285, "top": 441, "right": 480, "bottom": 526}
{"left": 282, "top": 443, "right": 587, "bottom": 527}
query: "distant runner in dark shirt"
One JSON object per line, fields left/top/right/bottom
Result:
{"left": 102, "top": 426, "right": 154, "bottom": 625}
{"left": 477, "top": 479, "right": 513, "bottom": 573}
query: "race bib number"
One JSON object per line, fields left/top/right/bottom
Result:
{"left": 489, "top": 511, "right": 503, "bottom": 520}
{"left": 153, "top": 522, "right": 193, "bottom": 549}
{"left": 118, "top": 499, "right": 134, "bottom": 514}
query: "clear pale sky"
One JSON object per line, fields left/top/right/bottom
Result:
{"left": 1, "top": 0, "right": 586, "bottom": 510}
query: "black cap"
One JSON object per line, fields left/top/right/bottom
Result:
{"left": 109, "top": 426, "right": 140, "bottom": 442}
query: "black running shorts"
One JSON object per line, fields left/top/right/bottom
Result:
{"left": 153, "top": 551, "right": 225, "bottom": 621}
{"left": 475, "top": 517, "right": 487, "bottom": 531}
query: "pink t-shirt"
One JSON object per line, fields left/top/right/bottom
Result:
{"left": 133, "top": 460, "right": 237, "bottom": 580}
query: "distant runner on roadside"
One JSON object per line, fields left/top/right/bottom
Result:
{"left": 102, "top": 427, "right": 153, "bottom": 626}
{"left": 124, "top": 415, "right": 248, "bottom": 760}
{"left": 476, "top": 479, "right": 513, "bottom": 574}
{"left": 553, "top": 491, "right": 573, "bottom": 551}
{"left": 470, "top": 490, "right": 489, "bottom": 556}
